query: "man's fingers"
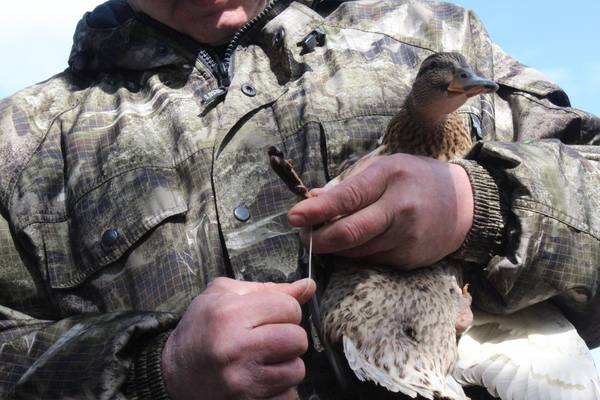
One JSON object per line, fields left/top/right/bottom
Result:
{"left": 335, "top": 224, "right": 398, "bottom": 258}
{"left": 251, "top": 324, "right": 308, "bottom": 364}
{"left": 305, "top": 202, "right": 392, "bottom": 254}
{"left": 308, "top": 187, "right": 329, "bottom": 196}
{"left": 227, "top": 291, "right": 302, "bottom": 327}
{"left": 251, "top": 359, "right": 306, "bottom": 399}
{"left": 288, "top": 163, "right": 387, "bottom": 227}
{"left": 280, "top": 278, "right": 316, "bottom": 304}
{"left": 207, "top": 277, "right": 316, "bottom": 304}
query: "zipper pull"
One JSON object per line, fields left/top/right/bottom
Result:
{"left": 200, "top": 88, "right": 227, "bottom": 116}
{"left": 215, "top": 61, "right": 231, "bottom": 88}
{"left": 200, "top": 61, "right": 230, "bottom": 114}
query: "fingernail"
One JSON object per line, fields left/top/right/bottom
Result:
{"left": 294, "top": 278, "right": 316, "bottom": 292}
{"left": 294, "top": 278, "right": 316, "bottom": 302}
{"left": 293, "top": 278, "right": 311, "bottom": 287}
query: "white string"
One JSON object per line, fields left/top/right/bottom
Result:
{"left": 301, "top": 226, "right": 314, "bottom": 299}
{"left": 308, "top": 226, "right": 313, "bottom": 280}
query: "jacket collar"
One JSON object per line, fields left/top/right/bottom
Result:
{"left": 67, "top": 0, "right": 322, "bottom": 75}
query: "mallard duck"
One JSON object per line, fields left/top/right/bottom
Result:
{"left": 271, "top": 52, "right": 495, "bottom": 399}
{"left": 316, "top": 52, "right": 496, "bottom": 400}
{"left": 270, "top": 52, "right": 599, "bottom": 399}
{"left": 329, "top": 51, "right": 496, "bottom": 187}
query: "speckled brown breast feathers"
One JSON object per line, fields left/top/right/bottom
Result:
{"left": 384, "top": 107, "right": 473, "bottom": 161}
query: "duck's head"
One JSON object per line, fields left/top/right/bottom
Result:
{"left": 409, "top": 52, "right": 498, "bottom": 125}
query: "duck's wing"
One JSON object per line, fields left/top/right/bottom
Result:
{"left": 454, "top": 302, "right": 600, "bottom": 400}
{"left": 343, "top": 335, "right": 466, "bottom": 400}
{"left": 321, "top": 262, "right": 469, "bottom": 400}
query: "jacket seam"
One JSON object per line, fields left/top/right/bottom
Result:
{"left": 69, "top": 165, "right": 178, "bottom": 210}
{"left": 17, "top": 146, "right": 215, "bottom": 230}
{"left": 512, "top": 91, "right": 581, "bottom": 118}
{"left": 18, "top": 165, "right": 184, "bottom": 230}
{"left": 7, "top": 99, "right": 82, "bottom": 213}
{"left": 66, "top": 140, "right": 216, "bottom": 212}
{"left": 513, "top": 199, "right": 600, "bottom": 241}
{"left": 322, "top": 22, "right": 437, "bottom": 54}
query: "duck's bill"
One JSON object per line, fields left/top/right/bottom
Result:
{"left": 448, "top": 70, "right": 499, "bottom": 97}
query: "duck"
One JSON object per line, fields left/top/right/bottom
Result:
{"left": 329, "top": 51, "right": 496, "bottom": 187}
{"left": 315, "top": 52, "right": 495, "bottom": 400}
{"left": 269, "top": 52, "right": 600, "bottom": 399}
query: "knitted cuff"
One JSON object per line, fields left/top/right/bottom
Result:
{"left": 126, "top": 330, "right": 172, "bottom": 400}
{"left": 449, "top": 159, "right": 504, "bottom": 265}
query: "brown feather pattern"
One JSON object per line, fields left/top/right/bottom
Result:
{"left": 317, "top": 52, "right": 497, "bottom": 399}
{"left": 268, "top": 52, "right": 497, "bottom": 399}
{"left": 384, "top": 104, "right": 472, "bottom": 161}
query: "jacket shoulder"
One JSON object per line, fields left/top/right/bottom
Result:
{"left": 0, "top": 72, "right": 81, "bottom": 208}
{"left": 323, "top": 0, "right": 474, "bottom": 51}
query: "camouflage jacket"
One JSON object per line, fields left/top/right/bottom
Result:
{"left": 1, "top": 0, "right": 599, "bottom": 398}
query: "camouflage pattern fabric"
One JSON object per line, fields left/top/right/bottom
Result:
{"left": 0, "top": 0, "right": 599, "bottom": 398}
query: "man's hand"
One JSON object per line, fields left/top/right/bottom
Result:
{"left": 161, "top": 277, "right": 316, "bottom": 400}
{"left": 288, "top": 154, "right": 474, "bottom": 269}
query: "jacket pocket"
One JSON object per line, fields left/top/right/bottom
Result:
{"left": 41, "top": 167, "right": 188, "bottom": 289}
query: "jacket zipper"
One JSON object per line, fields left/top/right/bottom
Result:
{"left": 200, "top": 0, "right": 280, "bottom": 108}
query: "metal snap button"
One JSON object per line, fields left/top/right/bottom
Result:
{"left": 101, "top": 228, "right": 119, "bottom": 247}
{"left": 241, "top": 83, "right": 257, "bottom": 97}
{"left": 233, "top": 206, "right": 251, "bottom": 222}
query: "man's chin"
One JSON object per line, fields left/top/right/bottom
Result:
{"left": 187, "top": 5, "right": 264, "bottom": 44}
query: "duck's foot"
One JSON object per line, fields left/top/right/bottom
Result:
{"left": 455, "top": 285, "right": 473, "bottom": 336}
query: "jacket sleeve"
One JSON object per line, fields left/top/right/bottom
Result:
{"left": 0, "top": 95, "right": 179, "bottom": 398}
{"left": 0, "top": 210, "right": 178, "bottom": 398}
{"left": 453, "top": 18, "right": 600, "bottom": 347}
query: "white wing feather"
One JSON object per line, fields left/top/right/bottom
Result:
{"left": 343, "top": 336, "right": 468, "bottom": 400}
{"left": 454, "top": 302, "right": 600, "bottom": 400}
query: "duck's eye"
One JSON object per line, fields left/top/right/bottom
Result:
{"left": 460, "top": 72, "right": 468, "bottom": 79}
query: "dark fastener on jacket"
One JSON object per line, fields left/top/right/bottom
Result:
{"left": 297, "top": 27, "right": 326, "bottom": 55}
{"left": 241, "top": 83, "right": 257, "bottom": 97}
{"left": 101, "top": 229, "right": 119, "bottom": 246}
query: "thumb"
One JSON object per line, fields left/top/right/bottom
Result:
{"left": 278, "top": 278, "right": 317, "bottom": 304}
{"left": 208, "top": 277, "right": 316, "bottom": 304}
{"left": 247, "top": 279, "right": 316, "bottom": 305}
{"left": 288, "top": 158, "right": 387, "bottom": 227}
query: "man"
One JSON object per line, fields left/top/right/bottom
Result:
{"left": 0, "top": 0, "right": 599, "bottom": 399}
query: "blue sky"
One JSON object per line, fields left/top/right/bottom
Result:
{"left": 0, "top": 1, "right": 599, "bottom": 116}
{"left": 454, "top": 0, "right": 600, "bottom": 115}
{"left": 1, "top": 0, "right": 599, "bottom": 371}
